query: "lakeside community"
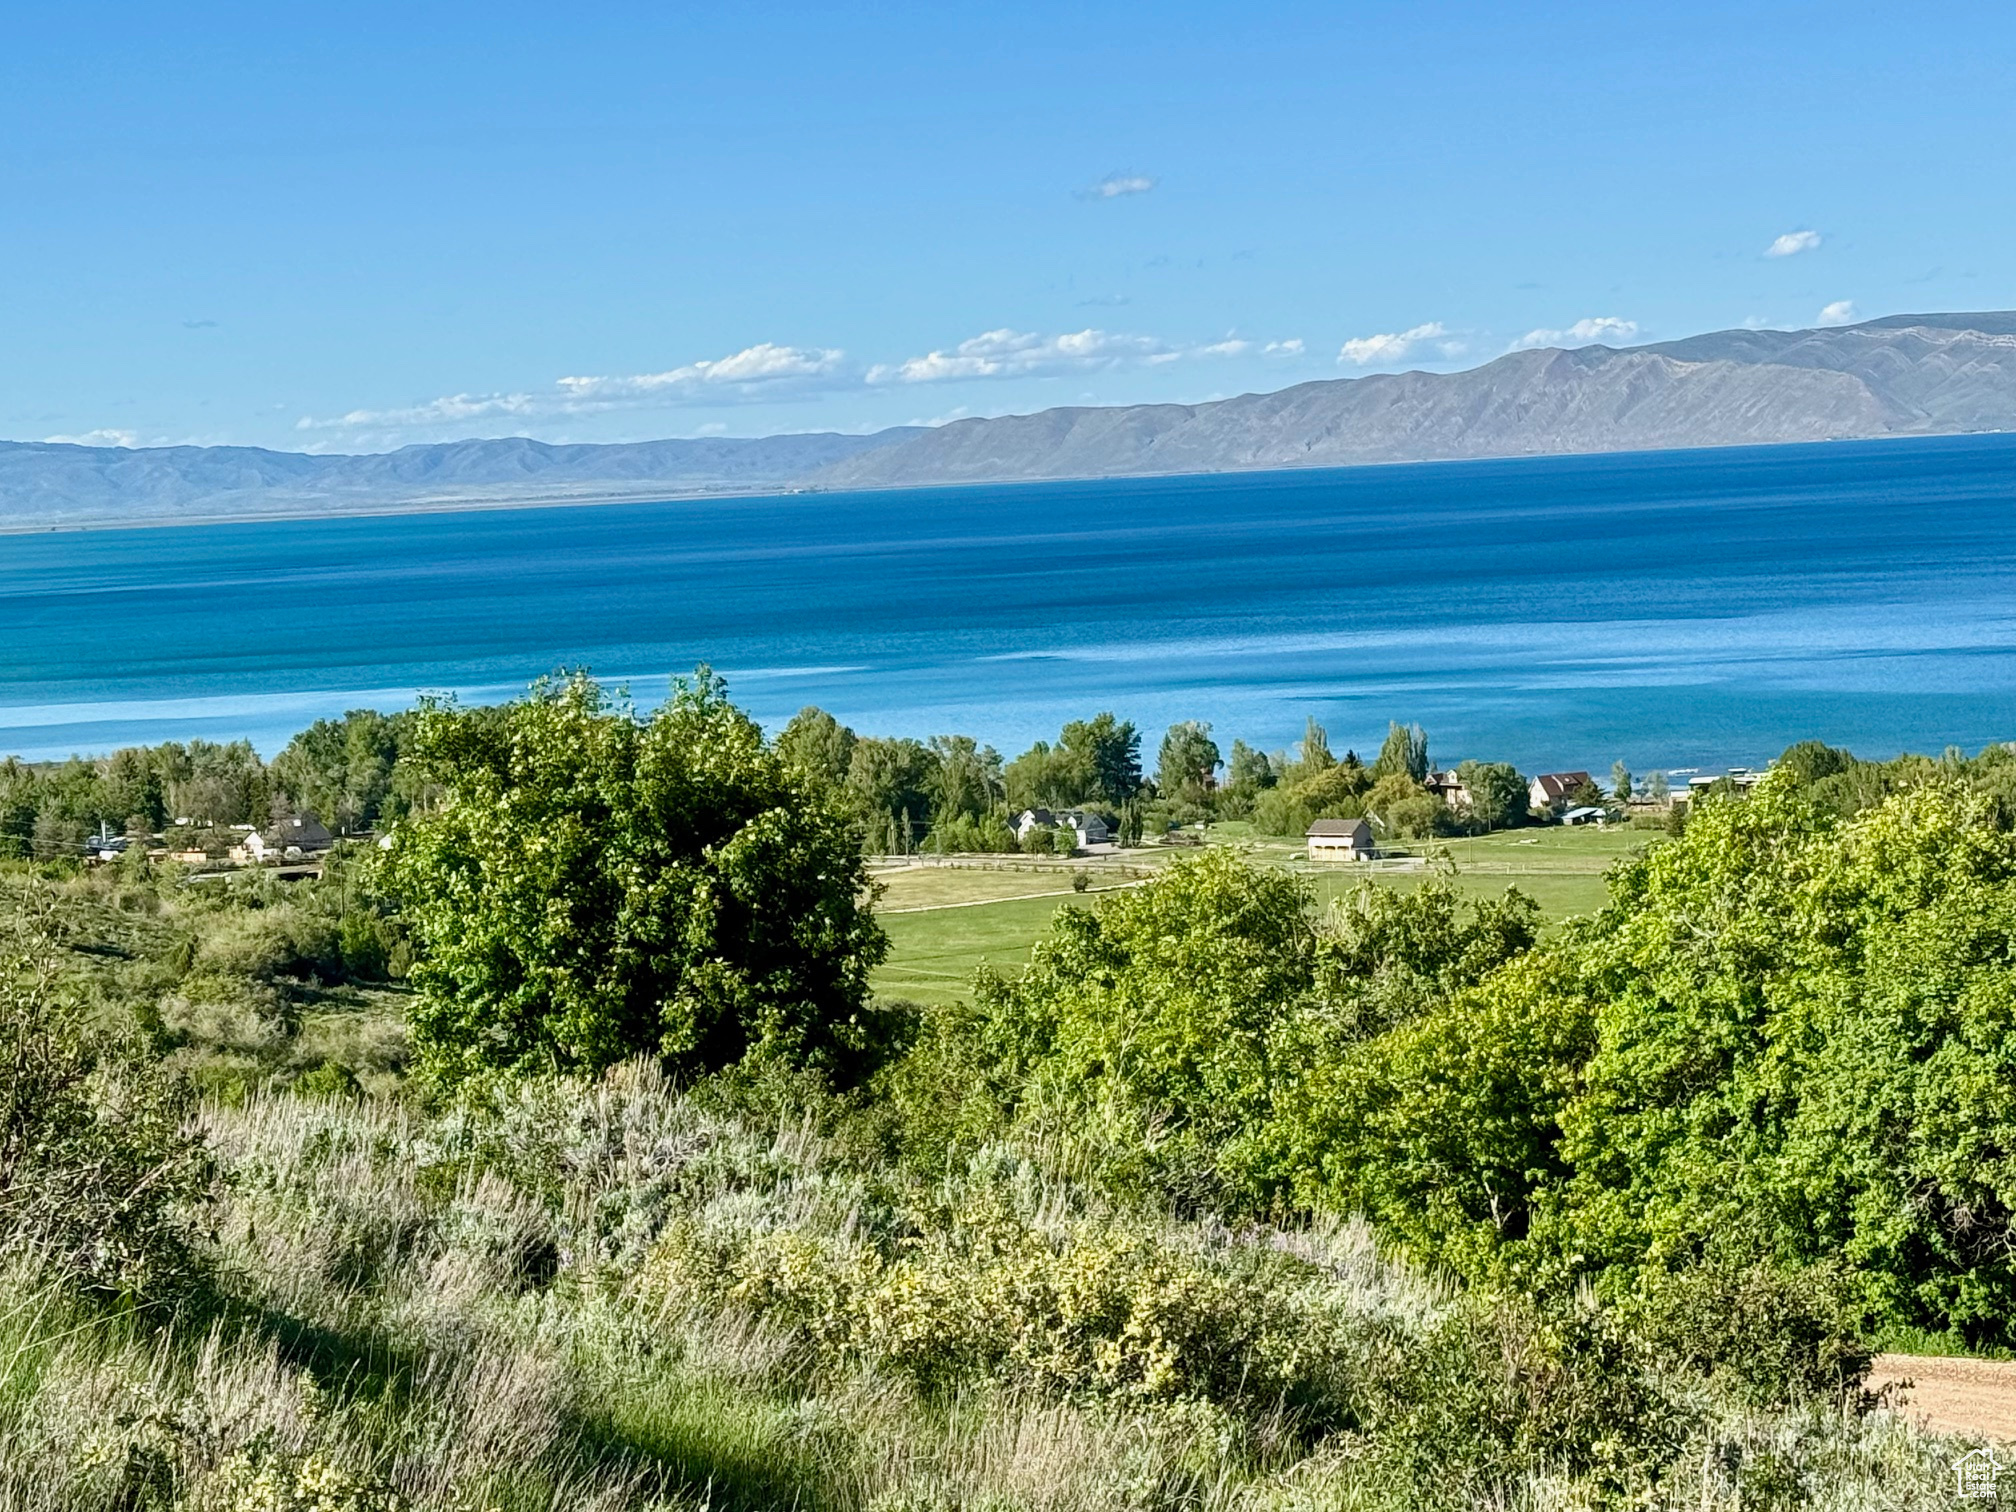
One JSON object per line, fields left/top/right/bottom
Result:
{"left": 1, "top": 687, "right": 1790, "bottom": 1013}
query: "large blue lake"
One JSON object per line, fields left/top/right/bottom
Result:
{"left": 4, "top": 433, "right": 2015, "bottom": 772}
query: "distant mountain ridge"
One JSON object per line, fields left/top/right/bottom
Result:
{"left": 6, "top": 312, "right": 2013, "bottom": 527}
{"left": 0, "top": 430, "right": 912, "bottom": 527}
{"left": 808, "top": 312, "right": 2016, "bottom": 489}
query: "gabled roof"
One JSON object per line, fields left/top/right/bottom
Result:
{"left": 1306, "top": 817, "right": 1372, "bottom": 837}
{"left": 261, "top": 810, "right": 334, "bottom": 850}
{"left": 1530, "top": 771, "right": 1594, "bottom": 800}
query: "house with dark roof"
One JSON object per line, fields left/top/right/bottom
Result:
{"left": 1528, "top": 771, "right": 1594, "bottom": 811}
{"left": 1424, "top": 769, "right": 1471, "bottom": 809}
{"left": 1306, "top": 816, "right": 1376, "bottom": 860}
{"left": 1013, "top": 808, "right": 1113, "bottom": 850}
{"left": 242, "top": 810, "right": 336, "bottom": 863}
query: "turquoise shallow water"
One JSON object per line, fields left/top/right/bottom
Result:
{"left": 4, "top": 433, "right": 2015, "bottom": 771}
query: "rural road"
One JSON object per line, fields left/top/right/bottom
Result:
{"left": 1870, "top": 1354, "right": 2016, "bottom": 1440}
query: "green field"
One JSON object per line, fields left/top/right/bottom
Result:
{"left": 870, "top": 824, "right": 1654, "bottom": 1003}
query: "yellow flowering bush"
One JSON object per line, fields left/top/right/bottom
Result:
{"left": 200, "top": 1447, "right": 404, "bottom": 1512}
{"left": 637, "top": 1176, "right": 1373, "bottom": 1426}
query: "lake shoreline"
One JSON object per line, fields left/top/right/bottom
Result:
{"left": 0, "top": 428, "right": 1982, "bottom": 537}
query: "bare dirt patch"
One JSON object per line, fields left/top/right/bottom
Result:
{"left": 1869, "top": 1353, "right": 2016, "bottom": 1440}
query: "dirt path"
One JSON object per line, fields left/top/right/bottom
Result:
{"left": 1869, "top": 1354, "right": 2016, "bottom": 1440}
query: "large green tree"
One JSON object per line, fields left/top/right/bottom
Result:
{"left": 272, "top": 708, "right": 416, "bottom": 832}
{"left": 1156, "top": 721, "right": 1221, "bottom": 805}
{"left": 776, "top": 706, "right": 858, "bottom": 786}
{"left": 1371, "top": 721, "right": 1430, "bottom": 784}
{"left": 1455, "top": 759, "right": 1530, "bottom": 832}
{"left": 847, "top": 736, "right": 937, "bottom": 853}
{"left": 1004, "top": 712, "right": 1143, "bottom": 813}
{"left": 377, "top": 670, "right": 890, "bottom": 1088}
{"left": 960, "top": 850, "right": 1536, "bottom": 1208}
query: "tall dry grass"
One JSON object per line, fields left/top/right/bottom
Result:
{"left": 0, "top": 1063, "right": 1986, "bottom": 1510}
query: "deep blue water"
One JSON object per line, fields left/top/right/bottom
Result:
{"left": 4, "top": 433, "right": 2016, "bottom": 773}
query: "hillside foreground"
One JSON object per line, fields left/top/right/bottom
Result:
{"left": 14, "top": 687, "right": 2016, "bottom": 1507}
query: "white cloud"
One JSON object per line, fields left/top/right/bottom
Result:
{"left": 298, "top": 343, "right": 849, "bottom": 434}
{"left": 1816, "top": 300, "right": 1859, "bottom": 326}
{"left": 1082, "top": 171, "right": 1156, "bottom": 200}
{"left": 1765, "top": 230, "right": 1822, "bottom": 258}
{"left": 868, "top": 327, "right": 1294, "bottom": 385}
{"left": 1510, "top": 316, "right": 1640, "bottom": 351}
{"left": 42, "top": 428, "right": 141, "bottom": 447}
{"left": 557, "top": 343, "right": 843, "bottom": 399}
{"left": 868, "top": 328, "right": 1151, "bottom": 383}
{"left": 1338, "top": 321, "right": 1451, "bottom": 367}
{"left": 299, "top": 325, "right": 1295, "bottom": 439}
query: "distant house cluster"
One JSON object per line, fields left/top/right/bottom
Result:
{"left": 100, "top": 809, "right": 340, "bottom": 869}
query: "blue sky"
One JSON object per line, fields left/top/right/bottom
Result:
{"left": 4, "top": 1, "right": 2010, "bottom": 454}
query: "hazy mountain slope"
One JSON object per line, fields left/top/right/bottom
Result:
{"left": 812, "top": 315, "right": 2015, "bottom": 489}
{"left": 5, "top": 313, "right": 2013, "bottom": 526}
{"left": 0, "top": 430, "right": 914, "bottom": 526}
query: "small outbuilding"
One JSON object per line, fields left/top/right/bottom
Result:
{"left": 1306, "top": 816, "right": 1376, "bottom": 860}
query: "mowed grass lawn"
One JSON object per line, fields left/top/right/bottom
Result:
{"left": 870, "top": 823, "right": 1660, "bottom": 1004}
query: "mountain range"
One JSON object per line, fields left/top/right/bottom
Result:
{"left": 7, "top": 311, "right": 2014, "bottom": 527}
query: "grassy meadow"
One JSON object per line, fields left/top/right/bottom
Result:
{"left": 872, "top": 823, "right": 1638, "bottom": 1004}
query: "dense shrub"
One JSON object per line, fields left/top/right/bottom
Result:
{"left": 1310, "top": 774, "right": 2016, "bottom": 1349}
{"left": 0, "top": 907, "right": 213, "bottom": 1298}
{"left": 377, "top": 670, "right": 891, "bottom": 1089}
{"left": 935, "top": 852, "right": 1538, "bottom": 1211}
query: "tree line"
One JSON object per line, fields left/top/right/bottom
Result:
{"left": 2, "top": 684, "right": 1617, "bottom": 863}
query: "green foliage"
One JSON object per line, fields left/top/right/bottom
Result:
{"left": 0, "top": 901, "right": 213, "bottom": 1299}
{"left": 640, "top": 1165, "right": 1390, "bottom": 1431}
{"left": 925, "top": 810, "right": 1016, "bottom": 854}
{"left": 1455, "top": 759, "right": 1528, "bottom": 831}
{"left": 1631, "top": 1258, "right": 1871, "bottom": 1408}
{"left": 1250, "top": 749, "right": 1373, "bottom": 837}
{"left": 952, "top": 852, "right": 1538, "bottom": 1211}
{"left": 847, "top": 735, "right": 936, "bottom": 853}
{"left": 924, "top": 733, "right": 1001, "bottom": 822}
{"left": 1155, "top": 720, "right": 1220, "bottom": 806}
{"left": 774, "top": 704, "right": 857, "bottom": 785}
{"left": 1303, "top": 773, "right": 2016, "bottom": 1350}
{"left": 1610, "top": 760, "right": 1633, "bottom": 802}
{"left": 1371, "top": 721, "right": 1429, "bottom": 784}
{"left": 377, "top": 670, "right": 891, "bottom": 1089}
{"left": 1365, "top": 773, "right": 1444, "bottom": 839}
{"left": 1005, "top": 713, "right": 1143, "bottom": 813}
{"left": 270, "top": 708, "right": 418, "bottom": 833}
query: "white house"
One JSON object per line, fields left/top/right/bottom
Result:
{"left": 1012, "top": 808, "right": 1057, "bottom": 841}
{"left": 239, "top": 810, "right": 336, "bottom": 864}
{"left": 1013, "top": 808, "right": 1113, "bottom": 849}
{"left": 1306, "top": 817, "right": 1375, "bottom": 860}
{"left": 1528, "top": 771, "right": 1593, "bottom": 811}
